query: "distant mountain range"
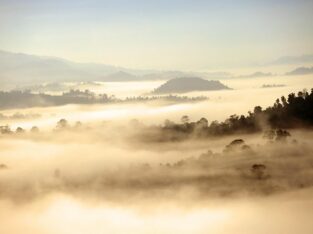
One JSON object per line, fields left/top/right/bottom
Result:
{"left": 1, "top": 50, "right": 313, "bottom": 88}
{"left": 235, "top": 67, "right": 313, "bottom": 78}
{"left": 0, "top": 50, "right": 230, "bottom": 86}
{"left": 0, "top": 50, "right": 144, "bottom": 85}
{"left": 151, "top": 77, "right": 230, "bottom": 94}
{"left": 237, "top": 71, "right": 274, "bottom": 78}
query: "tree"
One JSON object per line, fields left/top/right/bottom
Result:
{"left": 197, "top": 117, "right": 208, "bottom": 128}
{"left": 164, "top": 119, "right": 174, "bottom": 128}
{"left": 74, "top": 121, "right": 82, "bottom": 129}
{"left": 251, "top": 164, "right": 266, "bottom": 179}
{"left": 254, "top": 106, "right": 262, "bottom": 114}
{"left": 16, "top": 127, "right": 25, "bottom": 134}
{"left": 30, "top": 126, "right": 39, "bottom": 133}
{"left": 0, "top": 125, "right": 12, "bottom": 134}
{"left": 275, "top": 129, "right": 291, "bottom": 141}
{"left": 224, "top": 139, "right": 245, "bottom": 152}
{"left": 281, "top": 96, "right": 287, "bottom": 106}
{"left": 56, "top": 119, "right": 69, "bottom": 130}
{"left": 181, "top": 115, "right": 189, "bottom": 124}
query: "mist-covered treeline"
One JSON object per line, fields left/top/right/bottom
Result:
{"left": 0, "top": 129, "right": 312, "bottom": 202}
{"left": 0, "top": 89, "right": 207, "bottom": 109}
{"left": 0, "top": 89, "right": 110, "bottom": 109}
{"left": 0, "top": 112, "right": 41, "bottom": 120}
{"left": 142, "top": 88, "right": 313, "bottom": 141}
{"left": 0, "top": 89, "right": 312, "bottom": 210}
{"left": 1, "top": 89, "right": 312, "bottom": 139}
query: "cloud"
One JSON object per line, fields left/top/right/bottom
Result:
{"left": 0, "top": 121, "right": 313, "bottom": 203}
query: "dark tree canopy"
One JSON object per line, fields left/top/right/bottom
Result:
{"left": 154, "top": 89, "right": 313, "bottom": 139}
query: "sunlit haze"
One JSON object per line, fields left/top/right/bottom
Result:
{"left": 1, "top": 1, "right": 313, "bottom": 234}
{"left": 1, "top": 0, "right": 313, "bottom": 70}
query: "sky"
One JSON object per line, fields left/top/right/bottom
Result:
{"left": 0, "top": 0, "right": 313, "bottom": 70}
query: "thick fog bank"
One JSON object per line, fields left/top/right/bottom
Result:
{"left": 0, "top": 125, "right": 313, "bottom": 203}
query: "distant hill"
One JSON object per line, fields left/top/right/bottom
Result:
{"left": 0, "top": 50, "right": 115, "bottom": 85}
{"left": 286, "top": 66, "right": 313, "bottom": 76}
{"left": 143, "top": 71, "right": 231, "bottom": 81}
{"left": 100, "top": 71, "right": 139, "bottom": 81}
{"left": 238, "top": 71, "right": 274, "bottom": 78}
{"left": 152, "top": 77, "right": 230, "bottom": 94}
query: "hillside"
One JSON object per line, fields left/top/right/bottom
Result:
{"left": 286, "top": 66, "right": 313, "bottom": 76}
{"left": 152, "top": 77, "right": 230, "bottom": 94}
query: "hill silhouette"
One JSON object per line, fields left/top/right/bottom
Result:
{"left": 152, "top": 77, "right": 230, "bottom": 94}
{"left": 286, "top": 66, "right": 313, "bottom": 76}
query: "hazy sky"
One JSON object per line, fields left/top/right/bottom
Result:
{"left": 0, "top": 0, "right": 313, "bottom": 70}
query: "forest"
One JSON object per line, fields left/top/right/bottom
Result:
{"left": 149, "top": 88, "right": 313, "bottom": 140}
{"left": 0, "top": 89, "right": 207, "bottom": 109}
{"left": 1, "top": 89, "right": 312, "bottom": 140}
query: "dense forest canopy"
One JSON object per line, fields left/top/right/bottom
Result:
{"left": 144, "top": 88, "right": 313, "bottom": 141}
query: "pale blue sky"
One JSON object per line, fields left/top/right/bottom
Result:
{"left": 0, "top": 0, "right": 312, "bottom": 70}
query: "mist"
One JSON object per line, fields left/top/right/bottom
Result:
{"left": 1, "top": 75, "right": 312, "bottom": 130}
{"left": 1, "top": 4, "right": 313, "bottom": 230}
{"left": 1, "top": 117, "right": 313, "bottom": 233}
{"left": 1, "top": 95, "right": 313, "bottom": 233}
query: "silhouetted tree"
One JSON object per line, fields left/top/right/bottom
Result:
{"left": 181, "top": 115, "right": 190, "bottom": 124}
{"left": 30, "top": 126, "right": 39, "bottom": 133}
{"left": 16, "top": 127, "right": 25, "bottom": 134}
{"left": 224, "top": 139, "right": 245, "bottom": 153}
{"left": 251, "top": 164, "right": 267, "bottom": 180}
{"left": 56, "top": 119, "right": 69, "bottom": 130}
{"left": 0, "top": 125, "right": 12, "bottom": 134}
{"left": 275, "top": 129, "right": 291, "bottom": 141}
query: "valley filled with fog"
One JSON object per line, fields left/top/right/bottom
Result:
{"left": 1, "top": 0, "right": 313, "bottom": 232}
{"left": 1, "top": 72, "right": 313, "bottom": 234}
{"left": 2, "top": 74, "right": 313, "bottom": 129}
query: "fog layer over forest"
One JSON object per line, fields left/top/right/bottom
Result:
{"left": 1, "top": 75, "right": 312, "bottom": 129}
{"left": 1, "top": 120, "right": 313, "bottom": 233}
{"left": 0, "top": 74, "right": 313, "bottom": 233}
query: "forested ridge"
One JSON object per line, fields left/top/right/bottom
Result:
{"left": 153, "top": 88, "right": 313, "bottom": 139}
